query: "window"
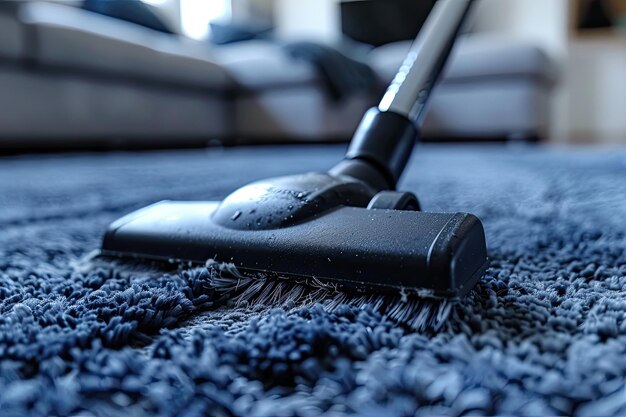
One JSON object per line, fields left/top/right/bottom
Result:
{"left": 180, "top": 0, "right": 232, "bottom": 40}
{"left": 141, "top": 0, "right": 232, "bottom": 40}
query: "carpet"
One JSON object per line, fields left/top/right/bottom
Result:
{"left": 1, "top": 144, "right": 625, "bottom": 417}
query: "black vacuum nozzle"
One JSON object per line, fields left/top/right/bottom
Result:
{"left": 103, "top": 197, "right": 487, "bottom": 297}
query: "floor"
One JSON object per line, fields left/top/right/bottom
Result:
{"left": 0, "top": 144, "right": 625, "bottom": 416}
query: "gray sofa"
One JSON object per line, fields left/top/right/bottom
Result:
{"left": 0, "top": 1, "right": 557, "bottom": 148}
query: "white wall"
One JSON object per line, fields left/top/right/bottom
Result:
{"left": 472, "top": 0, "right": 569, "bottom": 58}
{"left": 231, "top": 0, "right": 274, "bottom": 23}
{"left": 566, "top": 39, "right": 626, "bottom": 145}
{"left": 274, "top": 0, "right": 341, "bottom": 41}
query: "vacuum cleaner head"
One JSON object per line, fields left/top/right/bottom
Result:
{"left": 103, "top": 175, "right": 488, "bottom": 299}
{"left": 101, "top": 0, "right": 486, "bottom": 332}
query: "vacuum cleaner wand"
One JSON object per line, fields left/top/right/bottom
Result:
{"left": 332, "top": 0, "right": 476, "bottom": 191}
{"left": 101, "top": 0, "right": 487, "bottom": 331}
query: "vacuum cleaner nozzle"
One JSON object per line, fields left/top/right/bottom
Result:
{"left": 101, "top": 0, "right": 486, "bottom": 332}
{"left": 103, "top": 176, "right": 488, "bottom": 299}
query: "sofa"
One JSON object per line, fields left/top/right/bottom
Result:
{"left": 0, "top": 1, "right": 558, "bottom": 149}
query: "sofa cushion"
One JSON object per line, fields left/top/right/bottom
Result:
{"left": 18, "top": 2, "right": 234, "bottom": 91}
{"left": 211, "top": 41, "right": 321, "bottom": 91}
{"left": 0, "top": 12, "right": 24, "bottom": 59}
{"left": 209, "top": 21, "right": 273, "bottom": 45}
{"left": 423, "top": 81, "right": 550, "bottom": 138}
{"left": 368, "top": 35, "right": 558, "bottom": 86}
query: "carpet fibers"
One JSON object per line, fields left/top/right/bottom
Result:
{"left": 1, "top": 145, "right": 625, "bottom": 416}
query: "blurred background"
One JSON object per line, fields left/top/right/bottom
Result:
{"left": 0, "top": 0, "right": 625, "bottom": 151}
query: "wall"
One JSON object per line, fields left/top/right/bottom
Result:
{"left": 273, "top": 0, "right": 340, "bottom": 41}
{"left": 566, "top": 38, "right": 626, "bottom": 145}
{"left": 231, "top": 0, "right": 274, "bottom": 23}
{"left": 472, "top": 0, "right": 569, "bottom": 58}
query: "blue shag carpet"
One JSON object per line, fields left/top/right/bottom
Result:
{"left": 1, "top": 145, "right": 625, "bottom": 417}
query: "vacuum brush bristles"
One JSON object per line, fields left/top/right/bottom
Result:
{"left": 101, "top": 0, "right": 486, "bottom": 333}
{"left": 195, "top": 261, "right": 456, "bottom": 332}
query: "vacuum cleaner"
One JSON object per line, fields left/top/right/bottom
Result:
{"left": 101, "top": 0, "right": 487, "bottom": 332}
